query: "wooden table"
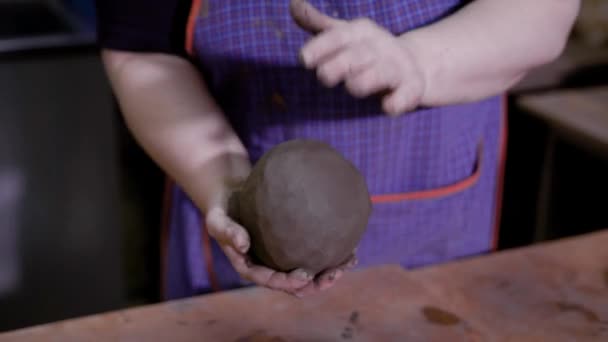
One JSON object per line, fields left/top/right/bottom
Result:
{"left": 2, "top": 231, "right": 608, "bottom": 341}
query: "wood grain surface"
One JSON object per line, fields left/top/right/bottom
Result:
{"left": 1, "top": 231, "right": 607, "bottom": 341}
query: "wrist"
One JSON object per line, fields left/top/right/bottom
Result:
{"left": 397, "top": 30, "right": 443, "bottom": 107}
{"left": 190, "top": 150, "right": 251, "bottom": 215}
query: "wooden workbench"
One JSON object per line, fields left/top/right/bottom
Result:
{"left": 1, "top": 231, "right": 607, "bottom": 341}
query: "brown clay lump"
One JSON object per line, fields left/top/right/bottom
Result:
{"left": 229, "top": 140, "right": 372, "bottom": 275}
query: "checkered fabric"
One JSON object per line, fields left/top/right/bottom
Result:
{"left": 165, "top": 0, "right": 504, "bottom": 299}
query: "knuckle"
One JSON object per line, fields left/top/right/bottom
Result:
{"left": 335, "top": 29, "right": 353, "bottom": 45}
{"left": 356, "top": 47, "right": 373, "bottom": 63}
{"left": 204, "top": 217, "right": 218, "bottom": 233}
{"left": 222, "top": 224, "right": 235, "bottom": 237}
{"left": 205, "top": 226, "right": 218, "bottom": 239}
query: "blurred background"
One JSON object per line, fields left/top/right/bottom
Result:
{"left": 0, "top": 0, "right": 606, "bottom": 333}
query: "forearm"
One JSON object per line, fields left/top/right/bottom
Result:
{"left": 401, "top": 0, "right": 580, "bottom": 105}
{"left": 101, "top": 50, "right": 250, "bottom": 212}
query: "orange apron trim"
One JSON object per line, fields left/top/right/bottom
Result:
{"left": 160, "top": 175, "right": 221, "bottom": 296}
{"left": 160, "top": 177, "right": 174, "bottom": 301}
{"left": 371, "top": 144, "right": 483, "bottom": 204}
{"left": 185, "top": 0, "right": 202, "bottom": 56}
{"left": 492, "top": 95, "right": 508, "bottom": 250}
{"left": 201, "top": 221, "right": 221, "bottom": 291}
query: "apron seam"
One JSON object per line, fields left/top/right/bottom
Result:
{"left": 185, "top": 0, "right": 202, "bottom": 56}
{"left": 491, "top": 95, "right": 508, "bottom": 250}
{"left": 160, "top": 177, "right": 174, "bottom": 301}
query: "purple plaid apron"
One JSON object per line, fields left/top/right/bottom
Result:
{"left": 163, "top": 0, "right": 506, "bottom": 299}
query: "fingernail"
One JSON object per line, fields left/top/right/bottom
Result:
{"left": 237, "top": 238, "right": 249, "bottom": 253}
{"left": 320, "top": 271, "right": 342, "bottom": 291}
{"left": 294, "top": 269, "right": 313, "bottom": 281}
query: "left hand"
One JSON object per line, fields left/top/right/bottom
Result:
{"left": 206, "top": 206, "right": 313, "bottom": 295}
{"left": 290, "top": 0, "right": 428, "bottom": 116}
{"left": 209, "top": 200, "right": 358, "bottom": 298}
{"left": 293, "top": 253, "right": 358, "bottom": 297}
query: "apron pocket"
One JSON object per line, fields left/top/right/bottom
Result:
{"left": 372, "top": 142, "right": 483, "bottom": 204}
{"left": 357, "top": 141, "right": 493, "bottom": 269}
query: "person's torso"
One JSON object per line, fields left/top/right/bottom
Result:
{"left": 168, "top": 1, "right": 505, "bottom": 296}
{"left": 189, "top": 0, "right": 492, "bottom": 198}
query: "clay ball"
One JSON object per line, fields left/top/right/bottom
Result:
{"left": 230, "top": 140, "right": 372, "bottom": 275}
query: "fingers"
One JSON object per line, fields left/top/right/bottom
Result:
{"left": 382, "top": 81, "right": 423, "bottom": 116}
{"left": 293, "top": 253, "right": 358, "bottom": 297}
{"left": 296, "top": 11, "right": 427, "bottom": 116}
{"left": 316, "top": 45, "right": 374, "bottom": 87}
{"left": 300, "top": 19, "right": 376, "bottom": 69}
{"left": 223, "top": 246, "right": 311, "bottom": 291}
{"left": 222, "top": 245, "right": 274, "bottom": 286}
{"left": 290, "top": 0, "right": 341, "bottom": 34}
{"left": 208, "top": 208, "right": 322, "bottom": 294}
{"left": 340, "top": 253, "right": 359, "bottom": 270}
{"left": 206, "top": 208, "right": 250, "bottom": 253}
{"left": 287, "top": 268, "right": 315, "bottom": 288}
{"left": 298, "top": 18, "right": 405, "bottom": 102}
{"left": 346, "top": 63, "right": 400, "bottom": 98}
{"left": 293, "top": 282, "right": 317, "bottom": 298}
{"left": 316, "top": 253, "right": 357, "bottom": 285}
{"left": 317, "top": 269, "right": 345, "bottom": 291}
{"left": 293, "top": 269, "right": 344, "bottom": 297}
{"left": 300, "top": 27, "right": 351, "bottom": 69}
{"left": 265, "top": 268, "right": 313, "bottom": 290}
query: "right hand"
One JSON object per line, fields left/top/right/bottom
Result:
{"left": 290, "top": 0, "right": 428, "bottom": 116}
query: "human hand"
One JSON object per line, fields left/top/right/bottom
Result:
{"left": 292, "top": 253, "right": 358, "bottom": 298}
{"left": 206, "top": 205, "right": 358, "bottom": 297}
{"left": 290, "top": 0, "right": 428, "bottom": 116}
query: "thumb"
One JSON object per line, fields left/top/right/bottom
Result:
{"left": 206, "top": 207, "right": 250, "bottom": 253}
{"left": 290, "top": 0, "right": 341, "bottom": 34}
